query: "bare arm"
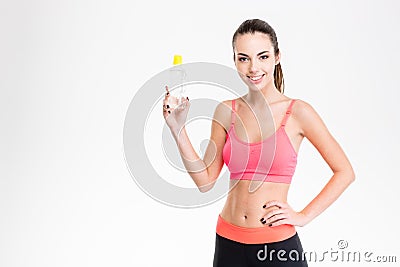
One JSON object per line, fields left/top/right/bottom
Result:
{"left": 263, "top": 100, "right": 355, "bottom": 226}
{"left": 163, "top": 91, "right": 231, "bottom": 192}
{"left": 296, "top": 100, "right": 355, "bottom": 223}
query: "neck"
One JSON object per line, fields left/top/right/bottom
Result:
{"left": 244, "top": 83, "right": 281, "bottom": 108}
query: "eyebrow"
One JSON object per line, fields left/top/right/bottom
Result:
{"left": 237, "top": 51, "right": 269, "bottom": 57}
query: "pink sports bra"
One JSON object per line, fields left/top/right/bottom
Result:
{"left": 222, "top": 99, "right": 298, "bottom": 183}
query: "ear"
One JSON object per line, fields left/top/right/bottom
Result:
{"left": 275, "top": 50, "right": 281, "bottom": 65}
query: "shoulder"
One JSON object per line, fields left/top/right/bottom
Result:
{"left": 215, "top": 99, "right": 234, "bottom": 115}
{"left": 212, "top": 99, "right": 236, "bottom": 131}
{"left": 291, "top": 98, "right": 315, "bottom": 116}
{"left": 291, "top": 98, "right": 327, "bottom": 136}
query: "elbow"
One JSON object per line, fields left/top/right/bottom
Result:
{"left": 337, "top": 163, "right": 356, "bottom": 183}
{"left": 333, "top": 168, "right": 355, "bottom": 187}
{"left": 198, "top": 184, "right": 213, "bottom": 193}
{"left": 197, "top": 178, "right": 217, "bottom": 193}
{"left": 345, "top": 168, "right": 356, "bottom": 185}
{"left": 198, "top": 186, "right": 211, "bottom": 193}
{"left": 348, "top": 165, "right": 356, "bottom": 182}
{"left": 350, "top": 170, "right": 356, "bottom": 183}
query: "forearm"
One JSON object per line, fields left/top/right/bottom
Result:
{"left": 171, "top": 126, "right": 214, "bottom": 192}
{"left": 300, "top": 170, "right": 355, "bottom": 224}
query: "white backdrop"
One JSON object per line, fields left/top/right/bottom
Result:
{"left": 1, "top": 0, "right": 399, "bottom": 266}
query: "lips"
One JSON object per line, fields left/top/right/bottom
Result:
{"left": 247, "top": 74, "right": 265, "bottom": 83}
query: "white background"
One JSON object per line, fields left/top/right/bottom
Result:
{"left": 1, "top": 0, "right": 400, "bottom": 266}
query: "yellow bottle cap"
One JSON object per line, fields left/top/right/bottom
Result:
{"left": 173, "top": 54, "right": 182, "bottom": 65}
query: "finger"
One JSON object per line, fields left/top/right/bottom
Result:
{"left": 269, "top": 218, "right": 290, "bottom": 227}
{"left": 183, "top": 99, "right": 190, "bottom": 108}
{"left": 163, "top": 95, "right": 170, "bottom": 105}
{"left": 263, "top": 200, "right": 287, "bottom": 209}
{"left": 162, "top": 102, "right": 174, "bottom": 117}
{"left": 162, "top": 109, "right": 168, "bottom": 118}
{"left": 263, "top": 208, "right": 287, "bottom": 221}
{"left": 260, "top": 209, "right": 286, "bottom": 225}
{"left": 178, "top": 96, "right": 189, "bottom": 103}
{"left": 164, "top": 85, "right": 170, "bottom": 99}
{"left": 262, "top": 213, "right": 287, "bottom": 225}
{"left": 177, "top": 97, "right": 190, "bottom": 110}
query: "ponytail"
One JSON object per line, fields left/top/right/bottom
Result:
{"left": 274, "top": 62, "right": 285, "bottom": 94}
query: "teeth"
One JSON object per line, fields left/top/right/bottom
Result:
{"left": 249, "top": 75, "right": 263, "bottom": 81}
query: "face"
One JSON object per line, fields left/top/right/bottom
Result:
{"left": 233, "top": 32, "right": 280, "bottom": 91}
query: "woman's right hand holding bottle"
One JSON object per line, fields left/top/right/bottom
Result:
{"left": 162, "top": 85, "right": 190, "bottom": 136}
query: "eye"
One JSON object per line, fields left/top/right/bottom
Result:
{"left": 260, "top": 55, "right": 269, "bottom": 60}
{"left": 238, "top": 57, "right": 248, "bottom": 62}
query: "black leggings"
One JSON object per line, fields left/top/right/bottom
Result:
{"left": 213, "top": 233, "right": 308, "bottom": 267}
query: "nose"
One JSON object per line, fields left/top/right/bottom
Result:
{"left": 249, "top": 59, "right": 259, "bottom": 73}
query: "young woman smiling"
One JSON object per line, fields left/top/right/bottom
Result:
{"left": 163, "top": 19, "right": 355, "bottom": 267}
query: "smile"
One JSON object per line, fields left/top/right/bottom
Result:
{"left": 247, "top": 74, "right": 265, "bottom": 82}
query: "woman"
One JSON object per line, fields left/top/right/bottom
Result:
{"left": 162, "top": 19, "right": 355, "bottom": 267}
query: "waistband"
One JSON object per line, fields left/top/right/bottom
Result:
{"left": 216, "top": 214, "right": 296, "bottom": 244}
{"left": 230, "top": 172, "right": 292, "bottom": 183}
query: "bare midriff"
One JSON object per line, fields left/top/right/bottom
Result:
{"left": 217, "top": 180, "right": 297, "bottom": 244}
{"left": 220, "top": 180, "right": 291, "bottom": 228}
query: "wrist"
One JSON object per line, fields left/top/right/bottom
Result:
{"left": 171, "top": 125, "right": 186, "bottom": 140}
{"left": 298, "top": 210, "right": 313, "bottom": 226}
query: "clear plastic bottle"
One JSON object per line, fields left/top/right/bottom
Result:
{"left": 169, "top": 54, "right": 186, "bottom": 105}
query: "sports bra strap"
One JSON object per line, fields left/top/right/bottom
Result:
{"left": 230, "top": 99, "right": 236, "bottom": 124}
{"left": 281, "top": 99, "right": 297, "bottom": 127}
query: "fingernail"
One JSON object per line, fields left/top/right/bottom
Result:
{"left": 262, "top": 205, "right": 266, "bottom": 208}
{"left": 166, "top": 105, "right": 170, "bottom": 108}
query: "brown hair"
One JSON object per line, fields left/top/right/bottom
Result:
{"left": 232, "top": 19, "right": 285, "bottom": 94}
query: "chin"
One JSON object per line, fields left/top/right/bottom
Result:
{"left": 240, "top": 77, "right": 263, "bottom": 91}
{"left": 248, "top": 79, "right": 269, "bottom": 92}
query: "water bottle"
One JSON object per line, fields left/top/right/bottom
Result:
{"left": 168, "top": 54, "right": 186, "bottom": 105}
